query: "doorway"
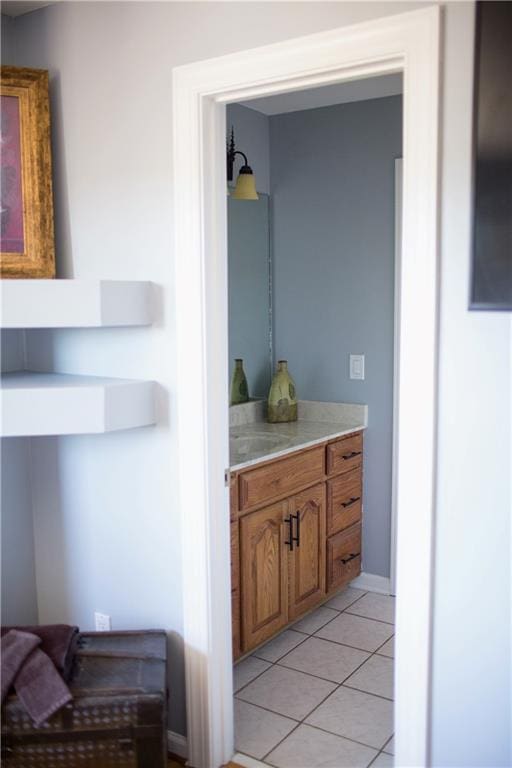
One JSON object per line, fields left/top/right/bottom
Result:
{"left": 173, "top": 8, "right": 440, "bottom": 767}
{"left": 228, "top": 81, "right": 401, "bottom": 766}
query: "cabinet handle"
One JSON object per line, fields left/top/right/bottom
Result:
{"left": 342, "top": 450, "right": 362, "bottom": 460}
{"left": 292, "top": 512, "right": 300, "bottom": 547}
{"left": 285, "top": 515, "right": 294, "bottom": 551}
{"left": 341, "top": 496, "right": 360, "bottom": 508}
{"left": 340, "top": 552, "right": 360, "bottom": 565}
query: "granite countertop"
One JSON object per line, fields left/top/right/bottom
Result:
{"left": 230, "top": 400, "right": 367, "bottom": 471}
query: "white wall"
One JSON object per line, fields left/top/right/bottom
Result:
{"left": 1, "top": 437, "right": 38, "bottom": 626}
{"left": 2, "top": 0, "right": 416, "bottom": 738}
{"left": 431, "top": 4, "right": 511, "bottom": 765}
{"left": 3, "top": 2, "right": 511, "bottom": 762}
{"left": 1, "top": 330, "right": 38, "bottom": 626}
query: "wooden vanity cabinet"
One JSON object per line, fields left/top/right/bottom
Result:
{"left": 230, "top": 476, "right": 241, "bottom": 659}
{"left": 326, "top": 522, "right": 362, "bottom": 592}
{"left": 231, "top": 519, "right": 241, "bottom": 659}
{"left": 231, "top": 430, "right": 363, "bottom": 657}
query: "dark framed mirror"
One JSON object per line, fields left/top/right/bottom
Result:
{"left": 470, "top": 1, "right": 512, "bottom": 310}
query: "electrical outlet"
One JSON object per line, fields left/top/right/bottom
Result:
{"left": 349, "top": 354, "right": 365, "bottom": 380}
{"left": 94, "top": 612, "right": 111, "bottom": 632}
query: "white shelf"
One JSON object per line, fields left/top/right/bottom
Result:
{"left": 1, "top": 280, "right": 153, "bottom": 329}
{"left": 1, "top": 372, "right": 156, "bottom": 436}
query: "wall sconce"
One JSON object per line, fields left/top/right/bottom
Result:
{"left": 226, "top": 127, "right": 259, "bottom": 200}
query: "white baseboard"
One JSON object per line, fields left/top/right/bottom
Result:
{"left": 351, "top": 571, "right": 392, "bottom": 595}
{"left": 167, "top": 730, "right": 188, "bottom": 760}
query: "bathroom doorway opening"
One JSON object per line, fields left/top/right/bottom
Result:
{"left": 227, "top": 78, "right": 402, "bottom": 768}
{"left": 173, "top": 8, "right": 440, "bottom": 768}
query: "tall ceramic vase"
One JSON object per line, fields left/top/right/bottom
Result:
{"left": 268, "top": 360, "right": 298, "bottom": 423}
{"left": 230, "top": 358, "right": 249, "bottom": 405}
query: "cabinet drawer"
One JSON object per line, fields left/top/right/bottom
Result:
{"left": 327, "top": 523, "right": 361, "bottom": 592}
{"left": 239, "top": 446, "right": 324, "bottom": 511}
{"left": 327, "top": 468, "right": 362, "bottom": 536}
{"left": 326, "top": 432, "right": 363, "bottom": 477}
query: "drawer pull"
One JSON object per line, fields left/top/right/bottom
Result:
{"left": 342, "top": 450, "right": 362, "bottom": 460}
{"left": 292, "top": 511, "right": 300, "bottom": 547}
{"left": 341, "top": 496, "right": 360, "bottom": 508}
{"left": 339, "top": 552, "right": 360, "bottom": 565}
{"left": 285, "top": 515, "right": 294, "bottom": 551}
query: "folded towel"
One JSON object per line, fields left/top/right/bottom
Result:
{"left": 14, "top": 646, "right": 72, "bottom": 727}
{"left": 1, "top": 630, "right": 41, "bottom": 704}
{"left": 1, "top": 624, "right": 79, "bottom": 681}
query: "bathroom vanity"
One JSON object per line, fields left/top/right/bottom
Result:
{"left": 229, "top": 402, "right": 366, "bottom": 659}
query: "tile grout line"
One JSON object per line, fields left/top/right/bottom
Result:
{"left": 235, "top": 590, "right": 394, "bottom": 765}
{"left": 259, "top": 618, "right": 395, "bottom": 761}
{"left": 344, "top": 609, "right": 395, "bottom": 627}
{"left": 237, "top": 624, "right": 325, "bottom": 695}
{"left": 236, "top": 590, "right": 370, "bottom": 695}
{"left": 238, "top": 593, "right": 371, "bottom": 765}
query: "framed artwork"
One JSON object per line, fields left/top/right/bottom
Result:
{"left": 470, "top": 2, "right": 512, "bottom": 310}
{"left": 1, "top": 66, "right": 55, "bottom": 278}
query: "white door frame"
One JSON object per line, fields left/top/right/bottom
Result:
{"left": 390, "top": 156, "right": 403, "bottom": 597}
{"left": 173, "top": 8, "right": 440, "bottom": 768}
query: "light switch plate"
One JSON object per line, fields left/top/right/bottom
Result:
{"left": 350, "top": 354, "right": 365, "bottom": 380}
{"left": 94, "top": 612, "right": 112, "bottom": 632}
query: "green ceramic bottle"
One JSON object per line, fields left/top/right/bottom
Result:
{"left": 267, "top": 360, "right": 298, "bottom": 423}
{"left": 230, "top": 358, "right": 249, "bottom": 405}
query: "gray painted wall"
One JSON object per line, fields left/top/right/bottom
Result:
{"left": 227, "top": 103, "right": 270, "bottom": 195}
{"left": 1, "top": 14, "right": 16, "bottom": 62}
{"left": 270, "top": 96, "right": 402, "bottom": 578}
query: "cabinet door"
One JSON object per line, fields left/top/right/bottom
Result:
{"left": 240, "top": 501, "right": 289, "bottom": 652}
{"left": 287, "top": 483, "right": 326, "bottom": 621}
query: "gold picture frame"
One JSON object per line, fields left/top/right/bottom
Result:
{"left": 1, "top": 66, "right": 55, "bottom": 278}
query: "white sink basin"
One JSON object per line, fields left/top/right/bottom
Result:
{"left": 230, "top": 432, "right": 290, "bottom": 458}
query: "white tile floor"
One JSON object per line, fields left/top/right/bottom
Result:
{"left": 234, "top": 587, "right": 395, "bottom": 768}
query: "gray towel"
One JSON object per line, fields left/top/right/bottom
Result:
{"left": 1, "top": 630, "right": 40, "bottom": 704}
{"left": 14, "top": 646, "right": 72, "bottom": 726}
{"left": 1, "top": 629, "right": 72, "bottom": 726}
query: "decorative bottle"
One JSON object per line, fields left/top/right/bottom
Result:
{"left": 267, "top": 360, "right": 298, "bottom": 423}
{"left": 230, "top": 359, "right": 249, "bottom": 405}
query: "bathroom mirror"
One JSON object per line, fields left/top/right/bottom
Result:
{"left": 228, "top": 193, "right": 272, "bottom": 399}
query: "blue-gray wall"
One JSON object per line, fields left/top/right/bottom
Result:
{"left": 270, "top": 96, "right": 402, "bottom": 578}
{"left": 227, "top": 103, "right": 270, "bottom": 195}
{"left": 1, "top": 14, "right": 16, "bottom": 62}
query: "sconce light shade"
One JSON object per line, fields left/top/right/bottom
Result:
{"left": 232, "top": 165, "right": 259, "bottom": 200}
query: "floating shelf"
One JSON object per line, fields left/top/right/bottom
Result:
{"left": 1, "top": 280, "right": 153, "bottom": 329}
{"left": 1, "top": 372, "right": 156, "bottom": 437}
